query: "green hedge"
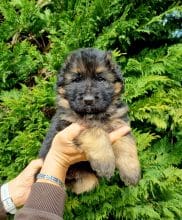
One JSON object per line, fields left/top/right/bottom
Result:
{"left": 0, "top": 0, "right": 182, "bottom": 219}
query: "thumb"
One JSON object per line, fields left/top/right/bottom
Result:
{"left": 109, "top": 126, "right": 131, "bottom": 143}
{"left": 23, "top": 159, "right": 43, "bottom": 174}
{"left": 56, "top": 123, "right": 85, "bottom": 142}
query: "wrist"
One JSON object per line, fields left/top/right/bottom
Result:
{"left": 39, "top": 152, "right": 68, "bottom": 183}
{"left": 47, "top": 149, "right": 70, "bottom": 170}
{"left": 36, "top": 173, "right": 65, "bottom": 189}
{"left": 8, "top": 179, "right": 21, "bottom": 208}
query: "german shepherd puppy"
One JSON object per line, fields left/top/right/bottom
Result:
{"left": 39, "top": 48, "right": 141, "bottom": 194}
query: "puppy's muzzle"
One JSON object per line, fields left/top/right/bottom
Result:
{"left": 83, "top": 95, "right": 95, "bottom": 105}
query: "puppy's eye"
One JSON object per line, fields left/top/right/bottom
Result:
{"left": 94, "top": 75, "right": 106, "bottom": 82}
{"left": 73, "top": 73, "right": 83, "bottom": 82}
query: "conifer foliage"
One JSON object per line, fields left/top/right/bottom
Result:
{"left": 0, "top": 0, "right": 182, "bottom": 219}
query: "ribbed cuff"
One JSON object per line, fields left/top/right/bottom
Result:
{"left": 24, "top": 182, "right": 66, "bottom": 217}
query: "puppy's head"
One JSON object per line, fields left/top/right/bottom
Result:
{"left": 57, "top": 48, "right": 124, "bottom": 115}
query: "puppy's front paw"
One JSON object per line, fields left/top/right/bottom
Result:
{"left": 78, "top": 127, "right": 116, "bottom": 179}
{"left": 112, "top": 136, "right": 141, "bottom": 186}
{"left": 118, "top": 160, "right": 141, "bottom": 186}
{"left": 70, "top": 172, "right": 99, "bottom": 194}
{"left": 89, "top": 152, "right": 115, "bottom": 179}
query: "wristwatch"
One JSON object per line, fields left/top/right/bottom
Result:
{"left": 1, "top": 183, "right": 17, "bottom": 214}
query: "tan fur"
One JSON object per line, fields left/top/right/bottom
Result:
{"left": 96, "top": 66, "right": 108, "bottom": 73}
{"left": 70, "top": 67, "right": 82, "bottom": 73}
{"left": 58, "top": 98, "right": 70, "bottom": 109}
{"left": 77, "top": 127, "right": 115, "bottom": 178}
{"left": 104, "top": 72, "right": 115, "bottom": 81}
{"left": 67, "top": 125, "right": 140, "bottom": 193}
{"left": 69, "top": 120, "right": 140, "bottom": 193}
{"left": 71, "top": 61, "right": 86, "bottom": 74}
{"left": 58, "top": 87, "right": 65, "bottom": 96}
{"left": 114, "top": 82, "right": 122, "bottom": 94}
{"left": 112, "top": 135, "right": 141, "bottom": 185}
{"left": 70, "top": 171, "right": 99, "bottom": 194}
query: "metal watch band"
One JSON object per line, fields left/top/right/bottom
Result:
{"left": 36, "top": 173, "right": 65, "bottom": 189}
{"left": 1, "top": 183, "right": 17, "bottom": 214}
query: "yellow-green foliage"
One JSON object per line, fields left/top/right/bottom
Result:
{"left": 0, "top": 0, "right": 182, "bottom": 219}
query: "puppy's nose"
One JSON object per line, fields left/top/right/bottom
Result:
{"left": 83, "top": 95, "right": 94, "bottom": 105}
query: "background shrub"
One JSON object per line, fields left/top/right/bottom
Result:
{"left": 0, "top": 0, "right": 182, "bottom": 219}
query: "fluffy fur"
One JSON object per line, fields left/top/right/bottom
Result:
{"left": 39, "top": 48, "right": 141, "bottom": 194}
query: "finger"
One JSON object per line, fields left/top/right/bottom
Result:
{"left": 74, "top": 154, "right": 87, "bottom": 162}
{"left": 71, "top": 153, "right": 87, "bottom": 164}
{"left": 57, "top": 123, "right": 85, "bottom": 141}
{"left": 63, "top": 145, "right": 85, "bottom": 155}
{"left": 109, "top": 126, "right": 131, "bottom": 143}
{"left": 26, "top": 159, "right": 43, "bottom": 173}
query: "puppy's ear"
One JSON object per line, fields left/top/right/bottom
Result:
{"left": 65, "top": 52, "right": 78, "bottom": 66}
{"left": 114, "top": 66, "right": 125, "bottom": 93}
{"left": 104, "top": 51, "right": 112, "bottom": 66}
{"left": 57, "top": 69, "right": 64, "bottom": 87}
{"left": 105, "top": 51, "right": 124, "bottom": 84}
{"left": 114, "top": 64, "right": 124, "bottom": 84}
{"left": 57, "top": 52, "right": 76, "bottom": 87}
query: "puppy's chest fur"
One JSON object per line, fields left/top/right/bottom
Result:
{"left": 58, "top": 98, "right": 129, "bottom": 133}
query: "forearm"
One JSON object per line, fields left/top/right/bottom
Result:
{"left": 0, "top": 160, "right": 67, "bottom": 220}
{"left": 37, "top": 150, "right": 68, "bottom": 185}
{"left": 15, "top": 150, "right": 68, "bottom": 220}
{"left": 14, "top": 182, "right": 66, "bottom": 220}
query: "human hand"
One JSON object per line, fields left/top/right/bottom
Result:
{"left": 8, "top": 159, "right": 43, "bottom": 207}
{"left": 48, "top": 123, "right": 87, "bottom": 170}
{"left": 49, "top": 123, "right": 131, "bottom": 170}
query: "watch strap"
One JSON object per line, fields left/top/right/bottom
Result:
{"left": 36, "top": 173, "right": 65, "bottom": 189}
{"left": 1, "top": 183, "right": 17, "bottom": 214}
